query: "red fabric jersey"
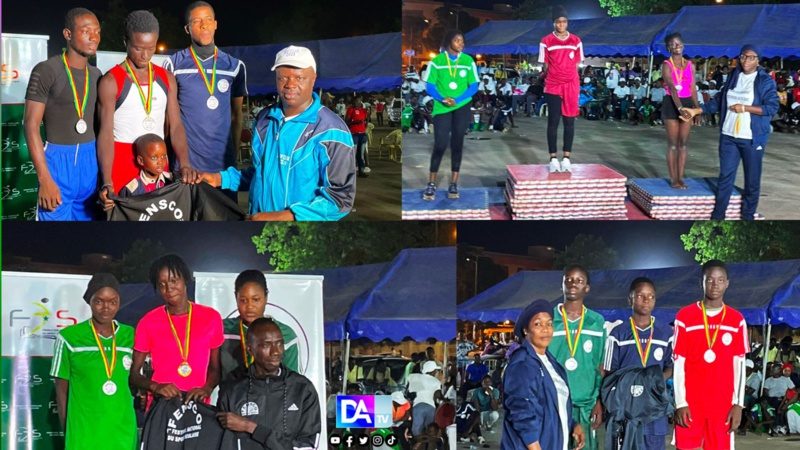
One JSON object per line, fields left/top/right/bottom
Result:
{"left": 673, "top": 302, "right": 749, "bottom": 418}
{"left": 346, "top": 107, "right": 368, "bottom": 133}
{"left": 539, "top": 32, "right": 583, "bottom": 117}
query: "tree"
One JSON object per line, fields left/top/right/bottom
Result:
{"left": 553, "top": 234, "right": 619, "bottom": 270}
{"left": 97, "top": 0, "right": 128, "bottom": 52}
{"left": 251, "top": 223, "right": 445, "bottom": 272}
{"left": 122, "top": 238, "right": 168, "bottom": 283}
{"left": 514, "top": 0, "right": 552, "bottom": 20}
{"left": 681, "top": 222, "right": 800, "bottom": 264}
{"left": 599, "top": 0, "right": 777, "bottom": 17}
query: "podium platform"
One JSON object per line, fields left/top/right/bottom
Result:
{"left": 402, "top": 188, "right": 491, "bottom": 220}
{"left": 506, "top": 164, "right": 628, "bottom": 220}
{"left": 628, "top": 178, "right": 744, "bottom": 220}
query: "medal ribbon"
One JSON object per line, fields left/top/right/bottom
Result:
{"left": 60, "top": 52, "right": 90, "bottom": 120}
{"left": 630, "top": 317, "right": 655, "bottom": 367}
{"left": 669, "top": 57, "right": 683, "bottom": 91}
{"left": 239, "top": 320, "right": 254, "bottom": 368}
{"left": 560, "top": 305, "right": 585, "bottom": 358}
{"left": 89, "top": 320, "right": 117, "bottom": 380}
{"left": 445, "top": 53, "right": 458, "bottom": 84}
{"left": 124, "top": 60, "right": 153, "bottom": 116}
{"left": 701, "top": 302, "right": 727, "bottom": 351}
{"left": 190, "top": 46, "right": 217, "bottom": 96}
{"left": 166, "top": 303, "right": 192, "bottom": 363}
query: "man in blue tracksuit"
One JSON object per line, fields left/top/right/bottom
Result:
{"left": 699, "top": 44, "right": 779, "bottom": 220}
{"left": 203, "top": 46, "right": 355, "bottom": 221}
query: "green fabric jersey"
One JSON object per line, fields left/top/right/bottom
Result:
{"left": 50, "top": 320, "right": 137, "bottom": 450}
{"left": 424, "top": 52, "right": 479, "bottom": 116}
{"left": 221, "top": 317, "right": 299, "bottom": 383}
{"left": 549, "top": 304, "right": 607, "bottom": 407}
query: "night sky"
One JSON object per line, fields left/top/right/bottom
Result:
{"left": 2, "top": 0, "right": 402, "bottom": 56}
{"left": 2, "top": 222, "right": 273, "bottom": 272}
{"left": 458, "top": 221, "right": 697, "bottom": 269}
{"left": 457, "top": 0, "right": 608, "bottom": 19}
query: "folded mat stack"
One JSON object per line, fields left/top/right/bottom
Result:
{"left": 627, "top": 178, "right": 747, "bottom": 220}
{"left": 505, "top": 164, "right": 628, "bottom": 220}
{"left": 402, "top": 188, "right": 491, "bottom": 220}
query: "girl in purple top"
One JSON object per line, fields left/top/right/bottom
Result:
{"left": 660, "top": 33, "right": 701, "bottom": 189}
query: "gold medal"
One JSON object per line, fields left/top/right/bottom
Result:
{"left": 167, "top": 303, "right": 193, "bottom": 377}
{"left": 178, "top": 362, "right": 192, "bottom": 377}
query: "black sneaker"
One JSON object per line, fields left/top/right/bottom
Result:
{"left": 447, "top": 183, "right": 459, "bottom": 199}
{"left": 422, "top": 183, "right": 436, "bottom": 201}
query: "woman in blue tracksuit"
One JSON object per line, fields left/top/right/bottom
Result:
{"left": 501, "top": 299, "right": 585, "bottom": 450}
{"left": 692, "top": 44, "right": 779, "bottom": 220}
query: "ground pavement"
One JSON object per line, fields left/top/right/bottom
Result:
{"left": 403, "top": 115, "right": 800, "bottom": 219}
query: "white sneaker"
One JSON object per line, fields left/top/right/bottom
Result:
{"left": 364, "top": 167, "right": 371, "bottom": 174}
{"left": 478, "top": 437, "right": 486, "bottom": 444}
{"left": 459, "top": 437, "right": 470, "bottom": 443}
{"left": 560, "top": 157, "right": 572, "bottom": 172}
{"left": 548, "top": 158, "right": 561, "bottom": 173}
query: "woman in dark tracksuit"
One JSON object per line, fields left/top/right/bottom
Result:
{"left": 692, "top": 44, "right": 778, "bottom": 220}
{"left": 501, "top": 300, "right": 585, "bottom": 450}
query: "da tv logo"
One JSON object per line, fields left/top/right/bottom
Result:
{"left": 335, "top": 395, "right": 392, "bottom": 429}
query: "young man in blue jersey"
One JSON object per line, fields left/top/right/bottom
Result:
{"left": 604, "top": 277, "right": 673, "bottom": 450}
{"left": 201, "top": 46, "right": 356, "bottom": 221}
{"left": 164, "top": 1, "right": 245, "bottom": 201}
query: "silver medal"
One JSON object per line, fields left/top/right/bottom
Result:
{"left": 142, "top": 116, "right": 156, "bottom": 131}
{"left": 206, "top": 96, "right": 219, "bottom": 110}
{"left": 75, "top": 119, "right": 87, "bottom": 134}
{"left": 704, "top": 349, "right": 716, "bottom": 363}
{"left": 449, "top": 81, "right": 458, "bottom": 90}
{"left": 102, "top": 380, "right": 117, "bottom": 396}
{"left": 565, "top": 357, "right": 578, "bottom": 371}
{"left": 675, "top": 85, "right": 682, "bottom": 91}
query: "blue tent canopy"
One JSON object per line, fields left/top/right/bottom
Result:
{"left": 220, "top": 33, "right": 401, "bottom": 95}
{"left": 458, "top": 260, "right": 800, "bottom": 326}
{"left": 768, "top": 269, "right": 800, "bottom": 327}
{"left": 294, "top": 263, "right": 389, "bottom": 341}
{"left": 652, "top": 5, "right": 800, "bottom": 59}
{"left": 464, "top": 5, "right": 800, "bottom": 59}
{"left": 346, "top": 247, "right": 456, "bottom": 342}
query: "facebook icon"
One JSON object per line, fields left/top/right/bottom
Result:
{"left": 336, "top": 395, "right": 393, "bottom": 428}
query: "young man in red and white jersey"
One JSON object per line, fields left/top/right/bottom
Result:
{"left": 672, "top": 260, "right": 748, "bottom": 450}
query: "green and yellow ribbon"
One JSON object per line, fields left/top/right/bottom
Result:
{"left": 60, "top": 52, "right": 90, "bottom": 120}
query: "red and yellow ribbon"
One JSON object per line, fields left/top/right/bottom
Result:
{"left": 90, "top": 319, "right": 117, "bottom": 380}
{"left": 189, "top": 46, "right": 217, "bottom": 96}
{"left": 560, "top": 305, "right": 585, "bottom": 358}
{"left": 701, "top": 302, "right": 726, "bottom": 351}
{"left": 60, "top": 52, "right": 90, "bottom": 120}
{"left": 166, "top": 303, "right": 193, "bottom": 364}
{"left": 630, "top": 317, "right": 654, "bottom": 367}
{"left": 239, "top": 319, "right": 254, "bottom": 368}
{"left": 124, "top": 60, "right": 153, "bottom": 116}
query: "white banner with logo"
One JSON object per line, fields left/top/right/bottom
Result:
{"left": 1, "top": 272, "right": 93, "bottom": 450}
{"left": 194, "top": 272, "right": 327, "bottom": 446}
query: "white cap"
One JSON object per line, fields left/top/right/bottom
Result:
{"left": 584, "top": 77, "right": 591, "bottom": 83}
{"left": 422, "top": 361, "right": 440, "bottom": 374}
{"left": 634, "top": 77, "right": 641, "bottom": 81}
{"left": 792, "top": 101, "right": 800, "bottom": 110}
{"left": 271, "top": 46, "right": 316, "bottom": 73}
{"left": 746, "top": 359, "right": 755, "bottom": 368}
{"left": 391, "top": 391, "right": 408, "bottom": 405}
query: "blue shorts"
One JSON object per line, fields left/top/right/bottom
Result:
{"left": 37, "top": 141, "right": 98, "bottom": 221}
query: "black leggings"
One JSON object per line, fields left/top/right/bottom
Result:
{"left": 545, "top": 93, "right": 575, "bottom": 155}
{"left": 430, "top": 103, "right": 471, "bottom": 173}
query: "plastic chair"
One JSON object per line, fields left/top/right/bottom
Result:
{"left": 378, "top": 129, "right": 403, "bottom": 162}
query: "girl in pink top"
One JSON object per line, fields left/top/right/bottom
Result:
{"left": 130, "top": 254, "right": 224, "bottom": 407}
{"left": 661, "top": 33, "right": 701, "bottom": 189}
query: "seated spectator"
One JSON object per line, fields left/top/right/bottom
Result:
{"left": 579, "top": 77, "right": 596, "bottom": 117}
{"left": 649, "top": 79, "right": 666, "bottom": 125}
{"left": 412, "top": 423, "right": 445, "bottom": 450}
{"left": 763, "top": 363, "right": 796, "bottom": 435}
{"left": 469, "top": 99, "right": 487, "bottom": 132}
{"left": 456, "top": 397, "right": 484, "bottom": 444}
{"left": 777, "top": 82, "right": 790, "bottom": 115}
{"left": 117, "top": 134, "right": 173, "bottom": 199}
{"left": 739, "top": 359, "right": 763, "bottom": 435}
{"left": 636, "top": 98, "right": 656, "bottom": 126}
{"left": 631, "top": 77, "right": 647, "bottom": 109}
{"left": 365, "top": 360, "right": 396, "bottom": 387}
{"left": 512, "top": 80, "right": 530, "bottom": 113}
{"left": 774, "top": 102, "right": 800, "bottom": 134}
{"left": 611, "top": 79, "right": 631, "bottom": 121}
{"left": 489, "top": 99, "right": 514, "bottom": 132}
{"left": 527, "top": 77, "right": 545, "bottom": 117}
{"left": 472, "top": 375, "right": 500, "bottom": 431}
